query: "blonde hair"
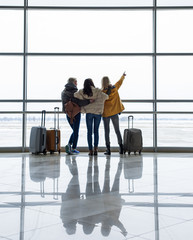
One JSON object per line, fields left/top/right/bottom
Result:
{"left": 101, "top": 76, "right": 110, "bottom": 90}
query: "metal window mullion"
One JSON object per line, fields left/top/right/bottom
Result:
{"left": 27, "top": 52, "right": 154, "bottom": 56}
{"left": 1, "top": 5, "right": 193, "bottom": 10}
{"left": 153, "top": 0, "right": 157, "bottom": 152}
{"left": 19, "top": 155, "right": 26, "bottom": 240}
{"left": 3, "top": 99, "right": 193, "bottom": 103}
{"left": 153, "top": 155, "right": 159, "bottom": 240}
{"left": 27, "top": 6, "right": 153, "bottom": 10}
{"left": 2, "top": 52, "right": 193, "bottom": 56}
{"left": 153, "top": 2, "right": 159, "bottom": 240}
{"left": 22, "top": 0, "right": 28, "bottom": 152}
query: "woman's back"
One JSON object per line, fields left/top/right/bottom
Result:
{"left": 74, "top": 86, "right": 108, "bottom": 115}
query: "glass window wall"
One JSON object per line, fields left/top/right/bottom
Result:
{"left": 0, "top": 0, "right": 23, "bottom": 6}
{"left": 28, "top": 0, "right": 153, "bottom": 7}
{"left": 27, "top": 56, "right": 153, "bottom": 100}
{"left": 157, "top": 114, "right": 193, "bottom": 147}
{"left": 0, "top": 10, "right": 23, "bottom": 52}
{"left": 0, "top": 2, "right": 193, "bottom": 150}
{"left": 0, "top": 114, "right": 22, "bottom": 147}
{"left": 157, "top": 0, "right": 193, "bottom": 7}
{"left": 0, "top": 56, "right": 23, "bottom": 99}
{"left": 157, "top": 10, "right": 193, "bottom": 53}
{"left": 28, "top": 10, "right": 152, "bottom": 53}
{"left": 157, "top": 56, "right": 193, "bottom": 99}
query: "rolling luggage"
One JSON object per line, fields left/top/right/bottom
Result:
{"left": 46, "top": 107, "right": 61, "bottom": 154}
{"left": 123, "top": 115, "right": 143, "bottom": 155}
{"left": 29, "top": 110, "right": 47, "bottom": 155}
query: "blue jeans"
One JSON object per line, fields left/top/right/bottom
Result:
{"left": 66, "top": 112, "right": 81, "bottom": 149}
{"left": 86, "top": 113, "right": 101, "bottom": 150}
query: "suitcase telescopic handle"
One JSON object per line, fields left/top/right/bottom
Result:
{"left": 128, "top": 179, "right": 134, "bottom": 193}
{"left": 41, "top": 110, "right": 46, "bottom": 127}
{"left": 128, "top": 115, "right": 134, "bottom": 129}
{"left": 54, "top": 107, "right": 59, "bottom": 129}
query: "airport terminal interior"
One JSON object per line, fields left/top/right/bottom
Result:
{"left": 1, "top": 0, "right": 193, "bottom": 239}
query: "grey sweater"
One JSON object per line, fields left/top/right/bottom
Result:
{"left": 61, "top": 83, "right": 90, "bottom": 112}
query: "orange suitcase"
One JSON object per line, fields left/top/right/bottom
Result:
{"left": 46, "top": 107, "right": 61, "bottom": 154}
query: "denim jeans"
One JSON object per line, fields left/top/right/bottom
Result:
{"left": 103, "top": 114, "right": 122, "bottom": 146}
{"left": 86, "top": 113, "right": 102, "bottom": 150}
{"left": 66, "top": 112, "right": 81, "bottom": 149}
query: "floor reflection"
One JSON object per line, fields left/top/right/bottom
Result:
{"left": 60, "top": 155, "right": 127, "bottom": 237}
{"left": 29, "top": 154, "right": 60, "bottom": 199}
{"left": 1, "top": 152, "right": 193, "bottom": 240}
{"left": 123, "top": 155, "right": 143, "bottom": 193}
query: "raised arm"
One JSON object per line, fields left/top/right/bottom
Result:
{"left": 115, "top": 72, "right": 126, "bottom": 90}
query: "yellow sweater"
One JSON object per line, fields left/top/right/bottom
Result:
{"left": 102, "top": 75, "right": 125, "bottom": 118}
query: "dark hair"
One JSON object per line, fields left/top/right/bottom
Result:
{"left": 83, "top": 78, "right": 95, "bottom": 97}
{"left": 68, "top": 77, "right": 77, "bottom": 84}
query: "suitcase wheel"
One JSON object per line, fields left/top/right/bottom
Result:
{"left": 58, "top": 149, "right": 61, "bottom": 154}
{"left": 139, "top": 150, "right": 142, "bottom": 155}
{"left": 134, "top": 151, "right": 136, "bottom": 155}
{"left": 128, "top": 151, "right": 131, "bottom": 155}
{"left": 43, "top": 149, "right": 47, "bottom": 155}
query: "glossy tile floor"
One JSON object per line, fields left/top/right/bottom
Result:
{"left": 0, "top": 152, "right": 193, "bottom": 240}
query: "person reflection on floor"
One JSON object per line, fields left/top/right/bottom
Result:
{"left": 60, "top": 155, "right": 127, "bottom": 237}
{"left": 60, "top": 155, "right": 80, "bottom": 235}
{"left": 78, "top": 156, "right": 127, "bottom": 237}
{"left": 78, "top": 156, "right": 103, "bottom": 235}
{"left": 101, "top": 157, "right": 127, "bottom": 237}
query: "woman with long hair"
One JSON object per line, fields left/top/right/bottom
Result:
{"left": 74, "top": 78, "right": 108, "bottom": 155}
{"left": 101, "top": 72, "right": 126, "bottom": 155}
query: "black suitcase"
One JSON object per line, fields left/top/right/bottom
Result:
{"left": 123, "top": 115, "right": 143, "bottom": 155}
{"left": 29, "top": 110, "right": 47, "bottom": 155}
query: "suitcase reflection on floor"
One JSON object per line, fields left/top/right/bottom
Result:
{"left": 123, "top": 155, "right": 143, "bottom": 193}
{"left": 60, "top": 155, "right": 127, "bottom": 237}
{"left": 29, "top": 154, "right": 61, "bottom": 199}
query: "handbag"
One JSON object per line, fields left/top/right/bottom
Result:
{"left": 65, "top": 100, "right": 80, "bottom": 124}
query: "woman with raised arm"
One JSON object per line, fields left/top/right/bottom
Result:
{"left": 101, "top": 72, "right": 126, "bottom": 155}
